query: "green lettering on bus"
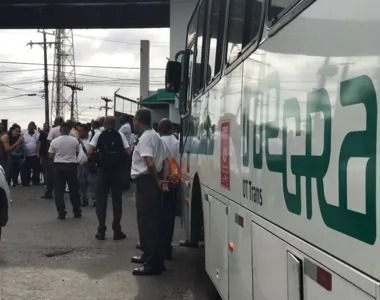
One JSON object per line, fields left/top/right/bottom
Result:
{"left": 243, "top": 75, "right": 377, "bottom": 244}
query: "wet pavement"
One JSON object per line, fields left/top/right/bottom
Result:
{"left": 0, "top": 185, "right": 214, "bottom": 300}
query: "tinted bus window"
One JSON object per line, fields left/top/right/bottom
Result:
{"left": 207, "top": 0, "right": 226, "bottom": 79}
{"left": 268, "top": 0, "right": 300, "bottom": 25}
{"left": 244, "top": 0, "right": 263, "bottom": 45}
{"left": 226, "top": 0, "right": 246, "bottom": 64}
{"left": 187, "top": 7, "right": 198, "bottom": 46}
{"left": 193, "top": 0, "right": 207, "bottom": 94}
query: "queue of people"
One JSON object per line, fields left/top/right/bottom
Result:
{"left": 0, "top": 110, "right": 180, "bottom": 277}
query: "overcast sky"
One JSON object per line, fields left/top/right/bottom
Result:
{"left": 0, "top": 28, "right": 169, "bottom": 129}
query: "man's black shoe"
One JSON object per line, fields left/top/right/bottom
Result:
{"left": 74, "top": 212, "right": 82, "bottom": 218}
{"left": 114, "top": 231, "right": 127, "bottom": 241}
{"left": 57, "top": 212, "right": 67, "bottom": 220}
{"left": 132, "top": 265, "right": 162, "bottom": 276}
{"left": 80, "top": 199, "right": 88, "bottom": 207}
{"left": 136, "top": 242, "right": 143, "bottom": 250}
{"left": 92, "top": 201, "right": 97, "bottom": 208}
{"left": 95, "top": 232, "right": 106, "bottom": 240}
{"left": 131, "top": 255, "right": 146, "bottom": 264}
{"left": 41, "top": 195, "right": 53, "bottom": 199}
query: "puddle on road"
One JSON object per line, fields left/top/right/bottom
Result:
{"left": 43, "top": 248, "right": 107, "bottom": 261}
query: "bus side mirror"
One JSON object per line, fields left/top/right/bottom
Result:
{"left": 165, "top": 61, "right": 182, "bottom": 93}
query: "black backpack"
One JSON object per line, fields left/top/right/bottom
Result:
{"left": 96, "top": 129, "right": 125, "bottom": 171}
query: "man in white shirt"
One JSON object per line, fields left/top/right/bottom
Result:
{"left": 130, "top": 109, "right": 169, "bottom": 276}
{"left": 158, "top": 118, "right": 180, "bottom": 260}
{"left": 49, "top": 122, "right": 81, "bottom": 220}
{"left": 88, "top": 116, "right": 131, "bottom": 241}
{"left": 118, "top": 114, "right": 133, "bottom": 191}
{"left": 42, "top": 117, "right": 77, "bottom": 199}
{"left": 22, "top": 121, "right": 40, "bottom": 186}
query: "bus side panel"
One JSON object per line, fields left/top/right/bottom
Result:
{"left": 206, "top": 194, "right": 229, "bottom": 300}
{"left": 228, "top": 201, "right": 253, "bottom": 300}
{"left": 252, "top": 219, "right": 377, "bottom": 300}
{"left": 241, "top": 0, "right": 380, "bottom": 279}
{"left": 206, "top": 65, "right": 242, "bottom": 204}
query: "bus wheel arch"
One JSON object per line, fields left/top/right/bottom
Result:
{"left": 190, "top": 173, "right": 204, "bottom": 246}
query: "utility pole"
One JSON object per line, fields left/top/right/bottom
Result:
{"left": 27, "top": 29, "right": 55, "bottom": 126}
{"left": 64, "top": 82, "right": 83, "bottom": 120}
{"left": 101, "top": 97, "right": 113, "bottom": 116}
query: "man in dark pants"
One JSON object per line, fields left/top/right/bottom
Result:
{"left": 158, "top": 119, "right": 180, "bottom": 260}
{"left": 88, "top": 116, "right": 131, "bottom": 241}
{"left": 131, "top": 109, "right": 170, "bottom": 276}
{"left": 42, "top": 117, "right": 76, "bottom": 199}
{"left": 22, "top": 122, "right": 40, "bottom": 186}
{"left": 38, "top": 123, "right": 49, "bottom": 185}
{"left": 118, "top": 114, "right": 133, "bottom": 191}
{"left": 48, "top": 122, "right": 82, "bottom": 220}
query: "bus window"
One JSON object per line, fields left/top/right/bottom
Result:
{"left": 193, "top": 0, "right": 207, "bottom": 95}
{"left": 186, "top": 43, "right": 195, "bottom": 111}
{"left": 243, "top": 0, "right": 263, "bottom": 46}
{"left": 268, "top": 0, "right": 300, "bottom": 25}
{"left": 207, "top": 0, "right": 226, "bottom": 81}
{"left": 226, "top": 0, "right": 246, "bottom": 64}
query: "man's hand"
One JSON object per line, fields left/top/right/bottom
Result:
{"left": 36, "top": 153, "right": 40, "bottom": 159}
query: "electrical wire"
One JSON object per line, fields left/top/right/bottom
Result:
{"left": 0, "top": 68, "right": 45, "bottom": 73}
{"left": 73, "top": 33, "right": 169, "bottom": 47}
{"left": 0, "top": 61, "right": 165, "bottom": 70}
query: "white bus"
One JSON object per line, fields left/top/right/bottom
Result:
{"left": 165, "top": 0, "right": 380, "bottom": 299}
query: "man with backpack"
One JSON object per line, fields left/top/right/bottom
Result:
{"left": 88, "top": 116, "right": 131, "bottom": 241}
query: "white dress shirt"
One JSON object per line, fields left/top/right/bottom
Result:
{"left": 131, "top": 129, "right": 167, "bottom": 179}
{"left": 119, "top": 123, "right": 132, "bottom": 145}
{"left": 77, "top": 137, "right": 91, "bottom": 164}
{"left": 47, "top": 126, "right": 77, "bottom": 141}
{"left": 49, "top": 135, "right": 80, "bottom": 163}
{"left": 161, "top": 135, "right": 180, "bottom": 165}
{"left": 23, "top": 131, "right": 39, "bottom": 156}
{"left": 90, "top": 130, "right": 130, "bottom": 149}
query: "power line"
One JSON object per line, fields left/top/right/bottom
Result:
{"left": 0, "top": 81, "right": 36, "bottom": 93}
{"left": 0, "top": 68, "right": 45, "bottom": 73}
{"left": 73, "top": 33, "right": 169, "bottom": 47}
{"left": 0, "top": 105, "right": 45, "bottom": 111}
{"left": 0, "top": 61, "right": 165, "bottom": 70}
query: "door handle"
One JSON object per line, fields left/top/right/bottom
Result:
{"left": 287, "top": 252, "right": 303, "bottom": 300}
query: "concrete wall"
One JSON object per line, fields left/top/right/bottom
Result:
{"left": 151, "top": 108, "right": 169, "bottom": 125}
{"left": 169, "top": 103, "right": 180, "bottom": 123}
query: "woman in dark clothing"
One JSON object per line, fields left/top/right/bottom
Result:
{"left": 1, "top": 124, "right": 24, "bottom": 186}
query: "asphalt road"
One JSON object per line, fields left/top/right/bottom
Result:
{"left": 0, "top": 185, "right": 214, "bottom": 300}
